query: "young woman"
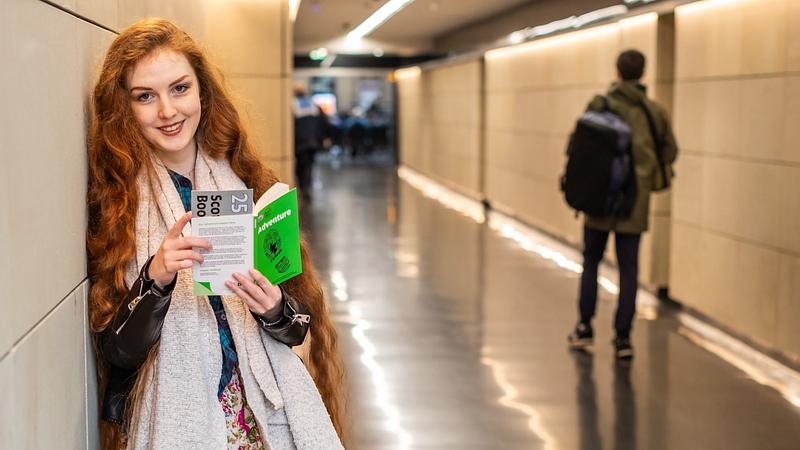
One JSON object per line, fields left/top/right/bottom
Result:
{"left": 87, "top": 18, "right": 345, "bottom": 449}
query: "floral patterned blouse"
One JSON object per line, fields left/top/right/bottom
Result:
{"left": 221, "top": 368, "right": 266, "bottom": 448}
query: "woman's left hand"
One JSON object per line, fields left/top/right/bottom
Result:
{"left": 226, "top": 269, "right": 283, "bottom": 320}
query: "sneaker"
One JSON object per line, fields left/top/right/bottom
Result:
{"left": 568, "top": 323, "right": 594, "bottom": 349}
{"left": 614, "top": 336, "right": 634, "bottom": 360}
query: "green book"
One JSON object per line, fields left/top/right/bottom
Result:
{"left": 253, "top": 184, "right": 303, "bottom": 286}
{"left": 191, "top": 183, "right": 302, "bottom": 296}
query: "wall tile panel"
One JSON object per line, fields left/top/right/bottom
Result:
{"left": 77, "top": 0, "right": 118, "bottom": 29}
{"left": 776, "top": 254, "right": 800, "bottom": 359}
{"left": 780, "top": 76, "right": 800, "bottom": 164}
{"left": 228, "top": 77, "right": 284, "bottom": 161}
{"left": 5, "top": 289, "right": 88, "bottom": 449}
{"left": 733, "top": 239, "right": 780, "bottom": 347}
{"left": 739, "top": 0, "right": 787, "bottom": 76}
{"left": 702, "top": 80, "right": 741, "bottom": 156}
{"left": 777, "top": 165, "right": 800, "bottom": 255}
{"left": 398, "top": 60, "right": 482, "bottom": 196}
{"left": 671, "top": 153, "right": 704, "bottom": 225}
{"left": 739, "top": 77, "right": 785, "bottom": 161}
{"left": 0, "top": 0, "right": 88, "bottom": 349}
{"left": 670, "top": 222, "right": 704, "bottom": 304}
{"left": 786, "top": 0, "right": 800, "bottom": 72}
{"left": 205, "top": 0, "right": 283, "bottom": 76}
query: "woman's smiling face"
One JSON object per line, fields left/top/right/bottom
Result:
{"left": 127, "top": 48, "right": 201, "bottom": 159}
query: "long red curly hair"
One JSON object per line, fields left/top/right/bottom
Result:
{"left": 87, "top": 18, "right": 345, "bottom": 449}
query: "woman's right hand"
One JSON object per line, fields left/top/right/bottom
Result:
{"left": 148, "top": 212, "right": 213, "bottom": 288}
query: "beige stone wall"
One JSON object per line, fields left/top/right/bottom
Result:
{"left": 483, "top": 13, "right": 674, "bottom": 288}
{"left": 671, "top": 0, "right": 800, "bottom": 361}
{"left": 0, "top": 1, "right": 290, "bottom": 447}
{"left": 397, "top": 68, "right": 424, "bottom": 174}
{"left": 206, "top": 0, "right": 295, "bottom": 183}
{"left": 397, "top": 61, "right": 484, "bottom": 198}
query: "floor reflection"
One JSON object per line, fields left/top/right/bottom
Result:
{"left": 612, "top": 360, "right": 636, "bottom": 450}
{"left": 573, "top": 352, "right": 638, "bottom": 450}
{"left": 572, "top": 352, "right": 602, "bottom": 450}
{"left": 305, "top": 152, "right": 800, "bottom": 450}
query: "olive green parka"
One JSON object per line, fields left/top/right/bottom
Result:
{"left": 585, "top": 81, "right": 678, "bottom": 234}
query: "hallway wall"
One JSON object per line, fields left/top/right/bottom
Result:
{"left": 397, "top": 60, "right": 483, "bottom": 199}
{"left": 0, "top": 1, "right": 291, "bottom": 447}
{"left": 671, "top": 0, "right": 800, "bottom": 362}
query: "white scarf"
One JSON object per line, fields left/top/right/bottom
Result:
{"left": 123, "top": 150, "right": 342, "bottom": 450}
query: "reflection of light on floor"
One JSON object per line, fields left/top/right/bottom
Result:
{"left": 342, "top": 301, "right": 413, "bottom": 448}
{"left": 481, "top": 347, "right": 556, "bottom": 450}
{"left": 398, "top": 166, "right": 486, "bottom": 223}
{"left": 678, "top": 313, "right": 800, "bottom": 408}
{"left": 394, "top": 249, "right": 420, "bottom": 278}
{"left": 396, "top": 165, "right": 658, "bottom": 319}
{"left": 487, "top": 213, "right": 658, "bottom": 318}
{"left": 396, "top": 264, "right": 419, "bottom": 278}
{"left": 330, "top": 270, "right": 349, "bottom": 302}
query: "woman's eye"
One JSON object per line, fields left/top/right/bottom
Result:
{"left": 174, "top": 84, "right": 189, "bottom": 94}
{"left": 136, "top": 92, "right": 153, "bottom": 102}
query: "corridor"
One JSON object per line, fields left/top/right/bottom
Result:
{"left": 305, "top": 156, "right": 800, "bottom": 450}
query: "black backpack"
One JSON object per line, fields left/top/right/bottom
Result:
{"left": 560, "top": 96, "right": 637, "bottom": 218}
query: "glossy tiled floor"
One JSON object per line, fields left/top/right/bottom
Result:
{"left": 302, "top": 152, "right": 800, "bottom": 450}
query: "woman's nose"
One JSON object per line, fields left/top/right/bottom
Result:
{"left": 158, "top": 98, "right": 177, "bottom": 120}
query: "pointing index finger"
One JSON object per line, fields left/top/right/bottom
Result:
{"left": 168, "top": 212, "right": 192, "bottom": 238}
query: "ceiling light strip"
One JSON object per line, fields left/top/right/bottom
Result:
{"left": 347, "top": 0, "right": 416, "bottom": 41}
{"left": 499, "top": 4, "right": 629, "bottom": 47}
{"left": 288, "top": 0, "right": 302, "bottom": 22}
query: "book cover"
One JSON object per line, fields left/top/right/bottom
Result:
{"left": 254, "top": 188, "right": 303, "bottom": 285}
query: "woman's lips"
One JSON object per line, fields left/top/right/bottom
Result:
{"left": 158, "top": 120, "right": 184, "bottom": 136}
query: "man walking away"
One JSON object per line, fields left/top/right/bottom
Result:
{"left": 568, "top": 50, "right": 679, "bottom": 360}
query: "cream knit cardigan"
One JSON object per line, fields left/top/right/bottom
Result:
{"left": 123, "top": 150, "right": 342, "bottom": 450}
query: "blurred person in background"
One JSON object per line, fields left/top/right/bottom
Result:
{"left": 293, "top": 83, "right": 325, "bottom": 202}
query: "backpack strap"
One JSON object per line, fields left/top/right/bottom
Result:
{"left": 589, "top": 94, "right": 611, "bottom": 113}
{"left": 638, "top": 99, "right": 670, "bottom": 189}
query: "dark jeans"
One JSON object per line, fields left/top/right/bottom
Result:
{"left": 294, "top": 147, "right": 315, "bottom": 193}
{"left": 578, "top": 226, "right": 641, "bottom": 338}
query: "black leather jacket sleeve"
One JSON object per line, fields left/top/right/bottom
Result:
{"left": 252, "top": 286, "right": 311, "bottom": 347}
{"left": 97, "top": 256, "right": 176, "bottom": 370}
